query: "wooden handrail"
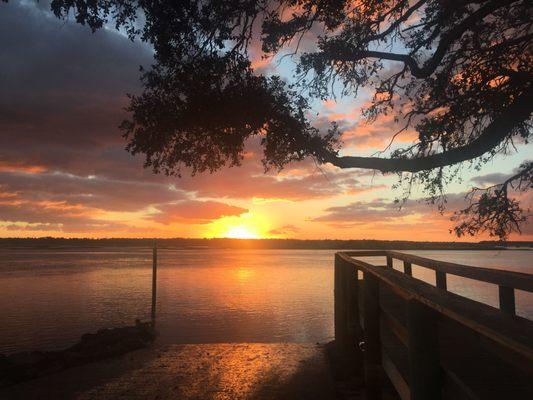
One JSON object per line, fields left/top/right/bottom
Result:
{"left": 341, "top": 250, "right": 533, "bottom": 292}
{"left": 337, "top": 252, "right": 533, "bottom": 360}
{"left": 385, "top": 250, "right": 533, "bottom": 292}
{"left": 334, "top": 251, "right": 533, "bottom": 399}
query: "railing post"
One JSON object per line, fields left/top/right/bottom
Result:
{"left": 346, "top": 265, "right": 360, "bottom": 344}
{"left": 498, "top": 285, "right": 515, "bottom": 315}
{"left": 363, "top": 272, "right": 382, "bottom": 399}
{"left": 435, "top": 271, "right": 447, "bottom": 290}
{"left": 335, "top": 253, "right": 349, "bottom": 349}
{"left": 403, "top": 261, "right": 412, "bottom": 276}
{"left": 407, "top": 299, "right": 441, "bottom": 400}
{"left": 386, "top": 255, "right": 393, "bottom": 268}
{"left": 151, "top": 240, "right": 158, "bottom": 327}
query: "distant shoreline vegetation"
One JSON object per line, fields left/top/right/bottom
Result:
{"left": 0, "top": 238, "right": 531, "bottom": 250}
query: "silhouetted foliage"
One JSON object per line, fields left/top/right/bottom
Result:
{"left": 452, "top": 161, "right": 532, "bottom": 238}
{"left": 14, "top": 0, "right": 532, "bottom": 239}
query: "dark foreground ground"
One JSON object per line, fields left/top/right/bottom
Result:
{"left": 0, "top": 343, "right": 342, "bottom": 400}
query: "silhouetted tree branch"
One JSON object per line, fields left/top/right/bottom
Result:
{"left": 453, "top": 162, "right": 532, "bottom": 240}
{"left": 14, "top": 0, "right": 532, "bottom": 239}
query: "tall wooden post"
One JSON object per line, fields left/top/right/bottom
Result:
{"left": 407, "top": 299, "right": 441, "bottom": 400}
{"left": 335, "top": 253, "right": 349, "bottom": 349}
{"left": 435, "top": 271, "right": 447, "bottom": 290}
{"left": 498, "top": 285, "right": 515, "bottom": 315}
{"left": 151, "top": 240, "right": 158, "bottom": 327}
{"left": 363, "top": 272, "right": 382, "bottom": 400}
{"left": 403, "top": 261, "right": 412, "bottom": 276}
{"left": 347, "top": 266, "right": 360, "bottom": 344}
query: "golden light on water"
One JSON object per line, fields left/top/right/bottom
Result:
{"left": 235, "top": 267, "right": 254, "bottom": 282}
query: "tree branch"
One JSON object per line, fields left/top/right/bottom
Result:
{"left": 327, "top": 0, "right": 515, "bottom": 78}
{"left": 322, "top": 84, "right": 532, "bottom": 172}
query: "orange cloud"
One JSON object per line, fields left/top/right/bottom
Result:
{"left": 151, "top": 201, "right": 248, "bottom": 225}
{"left": 268, "top": 224, "right": 300, "bottom": 237}
{"left": 341, "top": 112, "right": 418, "bottom": 150}
{"left": 0, "top": 161, "right": 46, "bottom": 174}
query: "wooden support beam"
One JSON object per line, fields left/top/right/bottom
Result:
{"left": 347, "top": 265, "right": 360, "bottom": 343}
{"left": 498, "top": 286, "right": 515, "bottom": 315}
{"left": 335, "top": 254, "right": 349, "bottom": 349}
{"left": 407, "top": 299, "right": 442, "bottom": 400}
{"left": 387, "top": 256, "right": 393, "bottom": 269}
{"left": 403, "top": 261, "right": 412, "bottom": 276}
{"left": 436, "top": 271, "right": 447, "bottom": 290}
{"left": 363, "top": 272, "right": 382, "bottom": 399}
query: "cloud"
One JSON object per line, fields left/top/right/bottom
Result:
{"left": 0, "top": 170, "right": 248, "bottom": 230}
{"left": 471, "top": 172, "right": 511, "bottom": 186}
{"left": 0, "top": 1, "right": 152, "bottom": 173}
{"left": 5, "top": 223, "right": 62, "bottom": 232}
{"left": 151, "top": 201, "right": 248, "bottom": 224}
{"left": 0, "top": 200, "right": 111, "bottom": 229}
{"left": 0, "top": 171, "right": 185, "bottom": 212}
{"left": 268, "top": 224, "right": 300, "bottom": 236}
{"left": 312, "top": 196, "right": 467, "bottom": 230}
{"left": 0, "top": 3, "right": 384, "bottom": 207}
{"left": 313, "top": 199, "right": 416, "bottom": 226}
{"left": 174, "top": 154, "right": 384, "bottom": 201}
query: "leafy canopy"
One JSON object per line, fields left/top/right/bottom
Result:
{"left": 14, "top": 0, "right": 533, "bottom": 239}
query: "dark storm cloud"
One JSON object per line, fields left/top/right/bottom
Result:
{"left": 0, "top": 1, "right": 153, "bottom": 172}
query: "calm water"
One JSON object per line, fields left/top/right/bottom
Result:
{"left": 0, "top": 248, "right": 531, "bottom": 354}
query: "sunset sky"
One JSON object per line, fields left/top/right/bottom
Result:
{"left": 0, "top": 1, "right": 531, "bottom": 241}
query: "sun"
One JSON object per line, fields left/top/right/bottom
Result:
{"left": 206, "top": 212, "right": 269, "bottom": 238}
{"left": 225, "top": 225, "right": 259, "bottom": 239}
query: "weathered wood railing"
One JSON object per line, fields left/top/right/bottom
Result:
{"left": 334, "top": 250, "right": 533, "bottom": 400}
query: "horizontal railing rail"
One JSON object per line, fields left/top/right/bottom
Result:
{"left": 334, "top": 250, "right": 533, "bottom": 400}
{"left": 386, "top": 250, "right": 533, "bottom": 291}
{"left": 341, "top": 249, "right": 533, "bottom": 315}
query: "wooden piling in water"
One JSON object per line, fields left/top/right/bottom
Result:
{"left": 151, "top": 240, "right": 158, "bottom": 327}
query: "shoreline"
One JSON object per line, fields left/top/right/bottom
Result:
{"left": 1, "top": 237, "right": 531, "bottom": 251}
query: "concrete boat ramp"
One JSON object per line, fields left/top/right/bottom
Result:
{"left": 0, "top": 343, "right": 345, "bottom": 400}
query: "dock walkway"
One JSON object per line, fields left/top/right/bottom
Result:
{"left": 0, "top": 343, "right": 339, "bottom": 400}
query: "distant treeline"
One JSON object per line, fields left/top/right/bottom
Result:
{"left": 0, "top": 237, "right": 531, "bottom": 250}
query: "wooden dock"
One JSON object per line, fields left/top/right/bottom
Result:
{"left": 334, "top": 250, "right": 533, "bottom": 399}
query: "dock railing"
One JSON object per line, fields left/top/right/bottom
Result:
{"left": 334, "top": 250, "right": 533, "bottom": 400}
